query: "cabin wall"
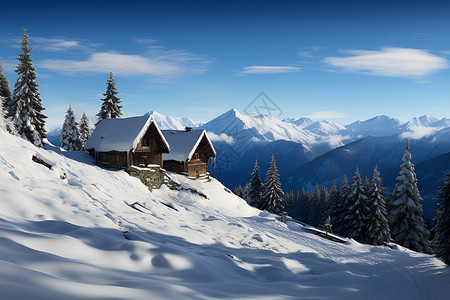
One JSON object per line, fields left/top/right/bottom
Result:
{"left": 132, "top": 152, "right": 163, "bottom": 167}
{"left": 163, "top": 160, "right": 186, "bottom": 173}
{"left": 187, "top": 160, "right": 208, "bottom": 177}
{"left": 95, "top": 151, "right": 128, "bottom": 168}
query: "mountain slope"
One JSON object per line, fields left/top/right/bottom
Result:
{"left": 1, "top": 132, "right": 450, "bottom": 299}
{"left": 145, "top": 110, "right": 204, "bottom": 130}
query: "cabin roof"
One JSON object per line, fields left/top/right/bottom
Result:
{"left": 161, "top": 129, "right": 216, "bottom": 162}
{"left": 85, "top": 116, "right": 170, "bottom": 152}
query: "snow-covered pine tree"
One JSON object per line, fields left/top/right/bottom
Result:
{"left": 261, "top": 155, "right": 285, "bottom": 215}
{"left": 234, "top": 184, "right": 244, "bottom": 198}
{"left": 247, "top": 159, "right": 263, "bottom": 208}
{"left": 344, "top": 168, "right": 369, "bottom": 241}
{"left": 0, "top": 96, "right": 6, "bottom": 131}
{"left": 78, "top": 112, "right": 92, "bottom": 149}
{"left": 60, "top": 104, "right": 82, "bottom": 151}
{"left": 13, "top": 29, "right": 47, "bottom": 146}
{"left": 364, "top": 167, "right": 391, "bottom": 245}
{"left": 327, "top": 181, "right": 339, "bottom": 222}
{"left": 333, "top": 176, "right": 350, "bottom": 235}
{"left": 390, "top": 140, "right": 431, "bottom": 253}
{"left": 318, "top": 186, "right": 329, "bottom": 225}
{"left": 433, "top": 174, "right": 450, "bottom": 264}
{"left": 309, "top": 184, "right": 321, "bottom": 226}
{"left": 0, "top": 59, "right": 14, "bottom": 133}
{"left": 96, "top": 71, "right": 122, "bottom": 126}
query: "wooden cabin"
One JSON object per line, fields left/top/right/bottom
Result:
{"left": 85, "top": 116, "right": 170, "bottom": 168}
{"left": 162, "top": 128, "right": 216, "bottom": 178}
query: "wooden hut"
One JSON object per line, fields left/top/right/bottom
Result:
{"left": 85, "top": 116, "right": 170, "bottom": 168}
{"left": 162, "top": 128, "right": 216, "bottom": 177}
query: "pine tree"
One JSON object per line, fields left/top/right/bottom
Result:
{"left": 13, "top": 29, "right": 47, "bottom": 146}
{"left": 261, "top": 155, "right": 285, "bottom": 215}
{"left": 364, "top": 167, "right": 391, "bottom": 245}
{"left": 283, "top": 190, "right": 295, "bottom": 217}
{"left": 60, "top": 104, "right": 82, "bottom": 151}
{"left": 327, "top": 181, "right": 339, "bottom": 222}
{"left": 334, "top": 176, "right": 350, "bottom": 236}
{"left": 0, "top": 59, "right": 14, "bottom": 133}
{"left": 0, "top": 96, "right": 6, "bottom": 131}
{"left": 96, "top": 71, "right": 122, "bottom": 125}
{"left": 390, "top": 140, "right": 431, "bottom": 253}
{"left": 78, "top": 112, "right": 92, "bottom": 150}
{"left": 319, "top": 186, "right": 329, "bottom": 225}
{"left": 234, "top": 184, "right": 244, "bottom": 198}
{"left": 310, "top": 184, "right": 321, "bottom": 226}
{"left": 433, "top": 174, "right": 450, "bottom": 264}
{"left": 344, "top": 168, "right": 369, "bottom": 241}
{"left": 248, "top": 159, "right": 263, "bottom": 208}
{"left": 299, "top": 187, "right": 310, "bottom": 223}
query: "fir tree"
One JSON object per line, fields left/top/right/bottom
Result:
{"left": 299, "top": 187, "right": 310, "bottom": 223}
{"left": 60, "top": 104, "right": 82, "bottom": 151}
{"left": 234, "top": 184, "right": 244, "bottom": 198}
{"left": 344, "top": 168, "right": 369, "bottom": 241}
{"left": 364, "top": 167, "right": 391, "bottom": 245}
{"left": 390, "top": 140, "right": 431, "bottom": 253}
{"left": 310, "top": 184, "right": 321, "bottom": 226}
{"left": 261, "top": 155, "right": 285, "bottom": 215}
{"left": 327, "top": 181, "right": 339, "bottom": 223}
{"left": 0, "top": 96, "right": 6, "bottom": 131}
{"left": 283, "top": 190, "right": 295, "bottom": 217}
{"left": 319, "top": 186, "right": 329, "bottom": 225}
{"left": 78, "top": 112, "right": 92, "bottom": 149}
{"left": 96, "top": 71, "right": 122, "bottom": 125}
{"left": 433, "top": 174, "right": 450, "bottom": 264}
{"left": 0, "top": 59, "right": 14, "bottom": 133}
{"left": 248, "top": 159, "right": 263, "bottom": 208}
{"left": 13, "top": 29, "right": 47, "bottom": 146}
{"left": 334, "top": 176, "right": 350, "bottom": 236}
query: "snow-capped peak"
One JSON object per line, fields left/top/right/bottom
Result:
{"left": 145, "top": 110, "right": 204, "bottom": 130}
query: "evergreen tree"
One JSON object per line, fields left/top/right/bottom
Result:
{"left": 318, "top": 186, "right": 329, "bottom": 225}
{"left": 13, "top": 29, "right": 47, "bottom": 146}
{"left": 310, "top": 184, "right": 321, "bottom": 226}
{"left": 261, "top": 155, "right": 285, "bottom": 215}
{"left": 0, "top": 59, "right": 14, "bottom": 133}
{"left": 96, "top": 71, "right": 122, "bottom": 125}
{"left": 283, "top": 190, "right": 295, "bottom": 217}
{"left": 365, "top": 167, "right": 391, "bottom": 245}
{"left": 60, "top": 104, "right": 82, "bottom": 151}
{"left": 344, "top": 168, "right": 369, "bottom": 241}
{"left": 327, "top": 181, "right": 339, "bottom": 223}
{"left": 78, "top": 112, "right": 92, "bottom": 149}
{"left": 433, "top": 174, "right": 450, "bottom": 264}
{"left": 390, "top": 140, "right": 431, "bottom": 253}
{"left": 299, "top": 187, "right": 310, "bottom": 223}
{"left": 334, "top": 176, "right": 350, "bottom": 236}
{"left": 0, "top": 96, "right": 6, "bottom": 131}
{"left": 234, "top": 184, "right": 244, "bottom": 198}
{"left": 247, "top": 159, "right": 263, "bottom": 208}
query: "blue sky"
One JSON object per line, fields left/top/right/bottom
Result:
{"left": 1, "top": 0, "right": 449, "bottom": 129}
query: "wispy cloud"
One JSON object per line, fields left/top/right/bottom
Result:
{"left": 400, "top": 127, "right": 440, "bottom": 140}
{"left": 134, "top": 37, "right": 157, "bottom": 44}
{"left": 207, "top": 132, "right": 235, "bottom": 145}
{"left": 298, "top": 46, "right": 323, "bottom": 58}
{"left": 39, "top": 48, "right": 212, "bottom": 78}
{"left": 306, "top": 111, "right": 346, "bottom": 120}
{"left": 323, "top": 47, "right": 448, "bottom": 79}
{"left": 240, "top": 65, "right": 301, "bottom": 75}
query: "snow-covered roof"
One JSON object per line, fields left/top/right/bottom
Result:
{"left": 162, "top": 129, "right": 216, "bottom": 162}
{"left": 85, "top": 116, "right": 170, "bottom": 152}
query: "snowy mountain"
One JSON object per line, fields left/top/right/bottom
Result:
{"left": 346, "top": 115, "right": 403, "bottom": 136}
{"left": 1, "top": 131, "right": 450, "bottom": 299}
{"left": 145, "top": 110, "right": 204, "bottom": 130}
{"left": 283, "top": 116, "right": 313, "bottom": 128}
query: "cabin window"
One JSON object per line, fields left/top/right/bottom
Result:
{"left": 193, "top": 153, "right": 199, "bottom": 160}
{"left": 142, "top": 139, "right": 149, "bottom": 147}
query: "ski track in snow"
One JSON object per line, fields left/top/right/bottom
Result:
{"left": 0, "top": 131, "right": 449, "bottom": 299}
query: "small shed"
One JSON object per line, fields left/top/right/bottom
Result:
{"left": 162, "top": 128, "right": 216, "bottom": 177}
{"left": 85, "top": 116, "right": 170, "bottom": 168}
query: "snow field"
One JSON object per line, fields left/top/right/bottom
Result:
{"left": 0, "top": 131, "right": 450, "bottom": 299}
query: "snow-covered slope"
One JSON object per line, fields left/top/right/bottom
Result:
{"left": 145, "top": 110, "right": 204, "bottom": 130}
{"left": 1, "top": 132, "right": 450, "bottom": 299}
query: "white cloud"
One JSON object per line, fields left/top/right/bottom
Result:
{"left": 39, "top": 49, "right": 211, "bottom": 77}
{"left": 28, "top": 37, "right": 98, "bottom": 52}
{"left": 240, "top": 65, "right": 301, "bottom": 75}
{"left": 324, "top": 47, "right": 448, "bottom": 78}
{"left": 306, "top": 111, "right": 346, "bottom": 120}
{"left": 400, "top": 127, "right": 440, "bottom": 140}
{"left": 134, "top": 37, "right": 157, "bottom": 44}
{"left": 207, "top": 132, "right": 235, "bottom": 145}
